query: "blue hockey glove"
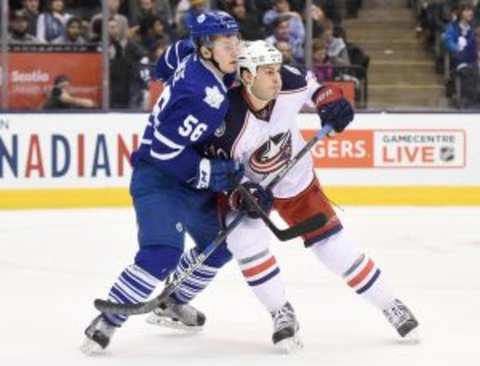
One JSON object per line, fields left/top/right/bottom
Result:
{"left": 313, "top": 85, "right": 354, "bottom": 133}
{"left": 228, "top": 182, "right": 274, "bottom": 219}
{"left": 193, "top": 158, "right": 244, "bottom": 192}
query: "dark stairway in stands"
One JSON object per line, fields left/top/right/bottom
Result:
{"left": 345, "top": 0, "right": 448, "bottom": 109}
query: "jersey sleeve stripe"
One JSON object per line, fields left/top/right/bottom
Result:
{"left": 175, "top": 42, "right": 180, "bottom": 66}
{"left": 164, "top": 45, "right": 174, "bottom": 70}
{"left": 150, "top": 146, "right": 184, "bottom": 161}
{"left": 153, "top": 129, "right": 185, "bottom": 150}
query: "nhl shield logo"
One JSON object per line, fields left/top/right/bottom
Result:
{"left": 249, "top": 131, "right": 292, "bottom": 174}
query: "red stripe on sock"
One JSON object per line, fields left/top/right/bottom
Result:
{"left": 242, "top": 257, "right": 276, "bottom": 277}
{"left": 348, "top": 259, "right": 374, "bottom": 287}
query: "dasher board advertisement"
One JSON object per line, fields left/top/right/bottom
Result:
{"left": 0, "top": 113, "right": 479, "bottom": 207}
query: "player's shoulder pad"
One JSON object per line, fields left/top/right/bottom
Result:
{"left": 170, "top": 82, "right": 227, "bottom": 114}
{"left": 280, "top": 64, "right": 308, "bottom": 92}
{"left": 155, "top": 39, "right": 195, "bottom": 81}
{"left": 183, "top": 57, "right": 229, "bottom": 111}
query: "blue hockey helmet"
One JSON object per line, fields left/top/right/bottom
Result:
{"left": 189, "top": 10, "right": 239, "bottom": 46}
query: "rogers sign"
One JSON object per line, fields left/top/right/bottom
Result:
{"left": 301, "top": 129, "right": 465, "bottom": 169}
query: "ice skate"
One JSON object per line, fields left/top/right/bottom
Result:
{"left": 80, "top": 314, "right": 117, "bottom": 355}
{"left": 271, "top": 302, "right": 303, "bottom": 354}
{"left": 383, "top": 299, "right": 420, "bottom": 342}
{"left": 146, "top": 297, "right": 206, "bottom": 331}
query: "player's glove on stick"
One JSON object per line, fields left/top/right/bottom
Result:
{"left": 193, "top": 158, "right": 244, "bottom": 192}
{"left": 229, "top": 182, "right": 274, "bottom": 219}
{"left": 313, "top": 85, "right": 354, "bottom": 133}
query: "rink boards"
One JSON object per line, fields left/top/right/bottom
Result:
{"left": 1, "top": 113, "right": 479, "bottom": 208}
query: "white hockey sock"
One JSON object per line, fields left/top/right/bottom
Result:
{"left": 311, "top": 231, "right": 394, "bottom": 310}
{"left": 105, "top": 264, "right": 160, "bottom": 326}
{"left": 237, "top": 249, "right": 286, "bottom": 313}
{"left": 171, "top": 248, "right": 219, "bottom": 304}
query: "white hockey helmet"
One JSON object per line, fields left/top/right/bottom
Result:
{"left": 237, "top": 40, "right": 283, "bottom": 79}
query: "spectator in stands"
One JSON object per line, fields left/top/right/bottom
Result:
{"left": 266, "top": 15, "right": 304, "bottom": 63}
{"left": 43, "top": 75, "right": 96, "bottom": 109}
{"left": 108, "top": 17, "right": 148, "bottom": 109}
{"left": 311, "top": 3, "right": 328, "bottom": 38}
{"left": 324, "top": 19, "right": 351, "bottom": 66}
{"left": 263, "top": 0, "right": 305, "bottom": 50}
{"left": 443, "top": 2, "right": 477, "bottom": 68}
{"left": 37, "top": 0, "right": 72, "bottom": 43}
{"left": 129, "top": 0, "right": 157, "bottom": 36}
{"left": 229, "top": 0, "right": 265, "bottom": 40}
{"left": 128, "top": 0, "right": 173, "bottom": 26}
{"left": 274, "top": 40, "right": 294, "bottom": 65}
{"left": 8, "top": 10, "right": 41, "bottom": 44}
{"left": 445, "top": 4, "right": 480, "bottom": 108}
{"left": 21, "top": 0, "right": 40, "bottom": 37}
{"left": 217, "top": 0, "right": 257, "bottom": 13}
{"left": 314, "top": 0, "right": 342, "bottom": 25}
{"left": 53, "top": 17, "right": 87, "bottom": 44}
{"left": 91, "top": 0, "right": 129, "bottom": 42}
{"left": 138, "top": 15, "right": 171, "bottom": 51}
{"left": 89, "top": 16, "right": 103, "bottom": 43}
{"left": 311, "top": 38, "right": 334, "bottom": 82}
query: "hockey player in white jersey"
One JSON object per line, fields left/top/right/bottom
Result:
{"left": 148, "top": 41, "right": 419, "bottom": 349}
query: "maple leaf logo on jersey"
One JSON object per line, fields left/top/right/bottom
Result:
{"left": 249, "top": 131, "right": 292, "bottom": 174}
{"left": 204, "top": 86, "right": 224, "bottom": 109}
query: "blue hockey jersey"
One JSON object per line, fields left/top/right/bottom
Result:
{"left": 132, "top": 41, "right": 235, "bottom": 183}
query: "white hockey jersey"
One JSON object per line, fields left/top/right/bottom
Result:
{"left": 201, "top": 65, "right": 323, "bottom": 198}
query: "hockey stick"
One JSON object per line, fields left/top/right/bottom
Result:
{"left": 238, "top": 124, "right": 334, "bottom": 241}
{"left": 236, "top": 183, "right": 327, "bottom": 241}
{"left": 94, "top": 124, "right": 334, "bottom": 316}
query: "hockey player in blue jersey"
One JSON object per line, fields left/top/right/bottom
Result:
{"left": 80, "top": 11, "right": 244, "bottom": 354}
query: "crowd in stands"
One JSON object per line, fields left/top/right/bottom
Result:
{"left": 6, "top": 0, "right": 367, "bottom": 110}
{"left": 416, "top": 0, "right": 480, "bottom": 108}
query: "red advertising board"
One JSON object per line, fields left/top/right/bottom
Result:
{"left": 4, "top": 51, "right": 102, "bottom": 109}
{"left": 301, "top": 129, "right": 465, "bottom": 169}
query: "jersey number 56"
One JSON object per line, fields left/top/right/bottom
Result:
{"left": 178, "top": 115, "right": 208, "bottom": 142}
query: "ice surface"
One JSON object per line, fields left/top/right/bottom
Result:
{"left": 1, "top": 207, "right": 479, "bottom": 365}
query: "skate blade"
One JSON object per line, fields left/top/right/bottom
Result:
{"left": 79, "top": 338, "right": 105, "bottom": 356}
{"left": 275, "top": 335, "right": 304, "bottom": 354}
{"left": 145, "top": 314, "right": 203, "bottom": 332}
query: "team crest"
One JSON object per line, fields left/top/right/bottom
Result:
{"left": 249, "top": 131, "right": 292, "bottom": 174}
{"left": 204, "top": 86, "right": 224, "bottom": 109}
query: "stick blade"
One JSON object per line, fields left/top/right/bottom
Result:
{"left": 277, "top": 213, "right": 327, "bottom": 241}
{"left": 94, "top": 298, "right": 159, "bottom": 316}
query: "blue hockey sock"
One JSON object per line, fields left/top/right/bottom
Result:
{"left": 103, "top": 264, "right": 160, "bottom": 326}
{"left": 170, "top": 248, "right": 219, "bottom": 304}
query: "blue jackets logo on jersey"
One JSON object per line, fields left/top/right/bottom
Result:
{"left": 249, "top": 131, "right": 292, "bottom": 174}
